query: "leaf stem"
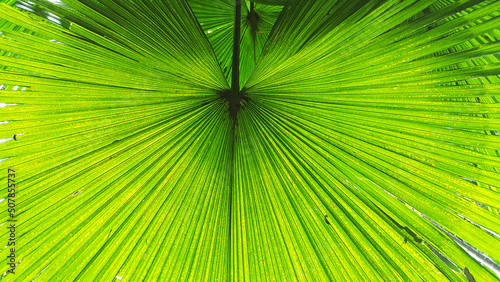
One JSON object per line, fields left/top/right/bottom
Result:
{"left": 231, "top": 0, "right": 242, "bottom": 95}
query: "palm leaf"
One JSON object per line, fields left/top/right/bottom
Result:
{"left": 1, "top": 0, "right": 230, "bottom": 280}
{"left": 1, "top": 0, "right": 500, "bottom": 281}
{"left": 243, "top": 0, "right": 500, "bottom": 279}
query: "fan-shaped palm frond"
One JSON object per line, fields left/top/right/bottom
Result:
{"left": 0, "top": 0, "right": 231, "bottom": 280}
{"left": 1, "top": 0, "right": 500, "bottom": 281}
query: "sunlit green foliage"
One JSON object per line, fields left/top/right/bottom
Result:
{"left": 0, "top": 0, "right": 499, "bottom": 281}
